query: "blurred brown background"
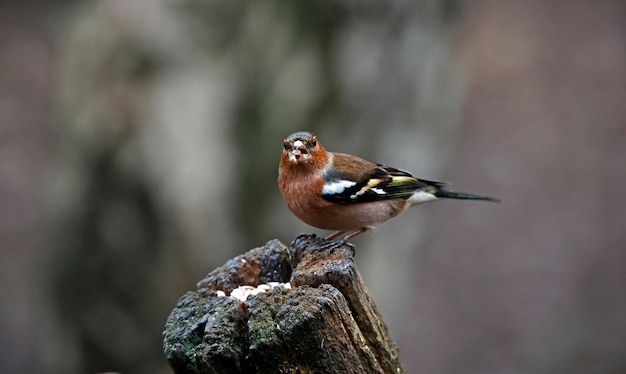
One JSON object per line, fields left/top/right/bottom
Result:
{"left": 2, "top": 1, "right": 625, "bottom": 373}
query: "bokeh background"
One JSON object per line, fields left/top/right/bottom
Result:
{"left": 2, "top": 0, "right": 625, "bottom": 373}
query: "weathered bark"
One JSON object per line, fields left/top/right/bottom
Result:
{"left": 163, "top": 234, "right": 403, "bottom": 373}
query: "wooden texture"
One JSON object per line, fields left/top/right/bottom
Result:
{"left": 163, "top": 234, "right": 403, "bottom": 373}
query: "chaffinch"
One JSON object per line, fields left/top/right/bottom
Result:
{"left": 278, "top": 131, "right": 499, "bottom": 242}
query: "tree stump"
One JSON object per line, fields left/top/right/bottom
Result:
{"left": 163, "top": 234, "right": 403, "bottom": 373}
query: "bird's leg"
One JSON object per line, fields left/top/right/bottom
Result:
{"left": 325, "top": 228, "right": 367, "bottom": 244}
{"left": 319, "top": 230, "right": 348, "bottom": 253}
{"left": 338, "top": 228, "right": 367, "bottom": 243}
{"left": 318, "top": 228, "right": 365, "bottom": 253}
{"left": 325, "top": 230, "right": 346, "bottom": 241}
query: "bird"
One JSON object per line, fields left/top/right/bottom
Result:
{"left": 278, "top": 131, "right": 499, "bottom": 243}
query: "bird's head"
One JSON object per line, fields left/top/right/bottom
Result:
{"left": 282, "top": 131, "right": 322, "bottom": 164}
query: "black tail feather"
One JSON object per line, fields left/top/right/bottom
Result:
{"left": 434, "top": 189, "right": 500, "bottom": 203}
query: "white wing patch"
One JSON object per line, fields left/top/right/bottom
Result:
{"left": 349, "top": 178, "right": 385, "bottom": 199}
{"left": 407, "top": 191, "right": 438, "bottom": 205}
{"left": 322, "top": 180, "right": 357, "bottom": 195}
{"left": 370, "top": 188, "right": 386, "bottom": 195}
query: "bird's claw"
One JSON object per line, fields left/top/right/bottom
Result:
{"left": 319, "top": 238, "right": 356, "bottom": 257}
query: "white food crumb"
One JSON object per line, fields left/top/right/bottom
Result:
{"left": 219, "top": 282, "right": 292, "bottom": 302}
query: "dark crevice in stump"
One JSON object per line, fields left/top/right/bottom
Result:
{"left": 163, "top": 234, "right": 404, "bottom": 374}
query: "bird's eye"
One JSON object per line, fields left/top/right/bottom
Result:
{"left": 283, "top": 142, "right": 290, "bottom": 151}
{"left": 311, "top": 139, "right": 317, "bottom": 147}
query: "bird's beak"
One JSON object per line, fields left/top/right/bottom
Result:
{"left": 288, "top": 140, "right": 309, "bottom": 162}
